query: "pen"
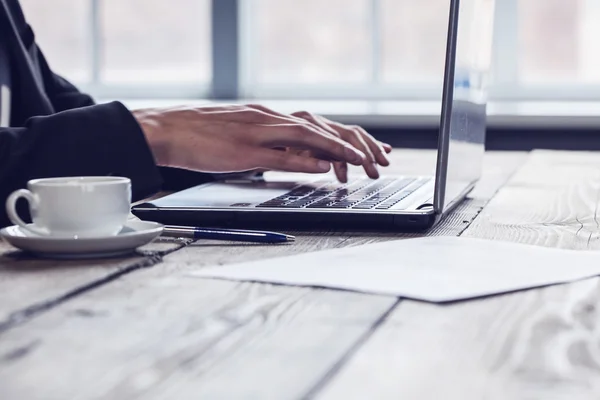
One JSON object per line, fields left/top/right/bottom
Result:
{"left": 162, "top": 225, "right": 295, "bottom": 243}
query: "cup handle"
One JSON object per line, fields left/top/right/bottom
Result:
{"left": 6, "top": 189, "right": 47, "bottom": 236}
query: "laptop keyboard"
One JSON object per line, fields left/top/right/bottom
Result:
{"left": 256, "top": 177, "right": 429, "bottom": 210}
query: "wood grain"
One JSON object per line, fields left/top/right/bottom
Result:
{"left": 319, "top": 150, "right": 600, "bottom": 400}
{"left": 0, "top": 280, "right": 395, "bottom": 400}
{"left": 464, "top": 150, "right": 600, "bottom": 249}
{"left": 0, "top": 238, "right": 186, "bottom": 329}
{"left": 0, "top": 151, "right": 525, "bottom": 400}
{"left": 318, "top": 278, "right": 600, "bottom": 400}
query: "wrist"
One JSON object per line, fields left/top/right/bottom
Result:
{"left": 131, "top": 108, "right": 170, "bottom": 166}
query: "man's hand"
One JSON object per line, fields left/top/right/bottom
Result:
{"left": 132, "top": 104, "right": 392, "bottom": 182}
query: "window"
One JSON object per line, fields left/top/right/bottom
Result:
{"left": 100, "top": 0, "right": 211, "bottom": 85}
{"left": 241, "top": 0, "right": 450, "bottom": 98}
{"left": 519, "top": 0, "right": 600, "bottom": 84}
{"left": 381, "top": 0, "right": 449, "bottom": 84}
{"left": 18, "top": 0, "right": 600, "bottom": 102}
{"left": 249, "top": 0, "right": 372, "bottom": 84}
{"left": 20, "top": 0, "right": 211, "bottom": 98}
{"left": 19, "top": 0, "right": 90, "bottom": 83}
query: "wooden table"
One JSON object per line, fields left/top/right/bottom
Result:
{"left": 2, "top": 149, "right": 600, "bottom": 400}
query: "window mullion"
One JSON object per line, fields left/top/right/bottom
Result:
{"left": 490, "top": 0, "right": 519, "bottom": 100}
{"left": 211, "top": 0, "right": 240, "bottom": 99}
{"left": 89, "top": 0, "right": 102, "bottom": 85}
{"left": 370, "top": 0, "right": 383, "bottom": 85}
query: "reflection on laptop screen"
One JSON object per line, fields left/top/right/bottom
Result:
{"left": 437, "top": 0, "right": 496, "bottom": 211}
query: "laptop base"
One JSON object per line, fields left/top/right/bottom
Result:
{"left": 132, "top": 206, "right": 440, "bottom": 233}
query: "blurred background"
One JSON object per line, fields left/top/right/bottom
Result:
{"left": 19, "top": 0, "right": 600, "bottom": 99}
{"left": 17, "top": 0, "right": 600, "bottom": 149}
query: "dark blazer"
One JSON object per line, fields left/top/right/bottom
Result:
{"left": 0, "top": 0, "right": 210, "bottom": 228}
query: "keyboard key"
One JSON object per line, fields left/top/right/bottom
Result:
{"left": 256, "top": 200, "right": 286, "bottom": 207}
{"left": 353, "top": 179, "right": 423, "bottom": 209}
{"left": 344, "top": 197, "right": 367, "bottom": 203}
{"left": 284, "top": 200, "right": 317, "bottom": 208}
{"left": 329, "top": 200, "right": 354, "bottom": 207}
{"left": 357, "top": 201, "right": 381, "bottom": 206}
{"left": 353, "top": 204, "right": 376, "bottom": 209}
{"left": 256, "top": 177, "right": 430, "bottom": 210}
{"left": 374, "top": 191, "right": 415, "bottom": 209}
{"left": 288, "top": 188, "right": 315, "bottom": 196}
{"left": 306, "top": 200, "right": 334, "bottom": 208}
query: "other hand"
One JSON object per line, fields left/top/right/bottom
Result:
{"left": 132, "top": 104, "right": 392, "bottom": 183}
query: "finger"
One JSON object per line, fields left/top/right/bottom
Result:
{"left": 381, "top": 142, "right": 393, "bottom": 153}
{"left": 249, "top": 123, "right": 367, "bottom": 166}
{"left": 319, "top": 116, "right": 391, "bottom": 167}
{"left": 315, "top": 119, "right": 380, "bottom": 179}
{"left": 291, "top": 112, "right": 349, "bottom": 183}
{"left": 249, "top": 147, "right": 333, "bottom": 174}
{"left": 299, "top": 111, "right": 391, "bottom": 159}
{"left": 341, "top": 129, "right": 380, "bottom": 179}
{"left": 291, "top": 111, "right": 341, "bottom": 137}
{"left": 353, "top": 125, "right": 391, "bottom": 167}
{"left": 293, "top": 111, "right": 378, "bottom": 178}
{"left": 317, "top": 115, "right": 391, "bottom": 161}
{"left": 261, "top": 108, "right": 369, "bottom": 172}
{"left": 291, "top": 111, "right": 359, "bottom": 171}
{"left": 333, "top": 161, "right": 348, "bottom": 183}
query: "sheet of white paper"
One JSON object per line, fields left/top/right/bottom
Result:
{"left": 189, "top": 237, "right": 600, "bottom": 302}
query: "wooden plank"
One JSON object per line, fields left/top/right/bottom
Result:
{"left": 319, "top": 150, "right": 600, "bottom": 400}
{"left": 0, "top": 149, "right": 522, "bottom": 326}
{"left": 464, "top": 150, "right": 600, "bottom": 249}
{"left": 0, "top": 238, "right": 186, "bottom": 328}
{"left": 317, "top": 278, "right": 600, "bottom": 400}
{"left": 0, "top": 233, "right": 393, "bottom": 400}
{"left": 0, "top": 281, "right": 396, "bottom": 400}
{"left": 0, "top": 151, "right": 525, "bottom": 399}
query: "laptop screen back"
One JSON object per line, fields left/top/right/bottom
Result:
{"left": 433, "top": 0, "right": 496, "bottom": 213}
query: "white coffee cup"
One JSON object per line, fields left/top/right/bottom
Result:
{"left": 5, "top": 176, "right": 131, "bottom": 238}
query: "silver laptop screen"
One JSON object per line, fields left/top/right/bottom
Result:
{"left": 434, "top": 0, "right": 496, "bottom": 212}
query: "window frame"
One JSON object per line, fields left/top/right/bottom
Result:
{"left": 77, "top": 0, "right": 212, "bottom": 99}
{"left": 78, "top": 0, "right": 600, "bottom": 102}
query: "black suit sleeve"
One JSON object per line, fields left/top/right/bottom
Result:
{"left": 0, "top": 101, "right": 163, "bottom": 228}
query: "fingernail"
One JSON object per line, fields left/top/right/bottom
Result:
{"left": 318, "top": 161, "right": 331, "bottom": 172}
{"left": 344, "top": 146, "right": 365, "bottom": 163}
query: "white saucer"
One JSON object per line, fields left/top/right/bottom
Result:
{"left": 0, "top": 220, "right": 164, "bottom": 259}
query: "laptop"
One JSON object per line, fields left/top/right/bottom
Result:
{"left": 133, "top": 0, "right": 496, "bottom": 231}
